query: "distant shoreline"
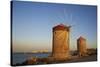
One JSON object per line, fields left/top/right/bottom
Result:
{"left": 13, "top": 52, "right": 51, "bottom": 54}
{"left": 12, "top": 48, "right": 97, "bottom": 54}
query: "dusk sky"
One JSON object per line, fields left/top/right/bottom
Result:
{"left": 12, "top": 1, "right": 97, "bottom": 52}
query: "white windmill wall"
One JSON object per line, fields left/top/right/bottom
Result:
{"left": 77, "top": 37, "right": 87, "bottom": 57}
{"left": 52, "top": 24, "right": 70, "bottom": 60}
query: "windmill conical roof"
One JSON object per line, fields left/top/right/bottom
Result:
{"left": 53, "top": 24, "right": 69, "bottom": 31}
{"left": 78, "top": 36, "right": 86, "bottom": 40}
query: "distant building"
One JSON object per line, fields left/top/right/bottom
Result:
{"left": 52, "top": 24, "right": 71, "bottom": 60}
{"left": 77, "top": 36, "right": 87, "bottom": 57}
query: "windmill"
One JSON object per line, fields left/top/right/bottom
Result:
{"left": 51, "top": 8, "right": 73, "bottom": 60}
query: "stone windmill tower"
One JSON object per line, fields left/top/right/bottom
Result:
{"left": 52, "top": 24, "right": 71, "bottom": 60}
{"left": 77, "top": 36, "right": 87, "bottom": 57}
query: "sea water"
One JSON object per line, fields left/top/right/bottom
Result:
{"left": 12, "top": 53, "right": 51, "bottom": 65}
